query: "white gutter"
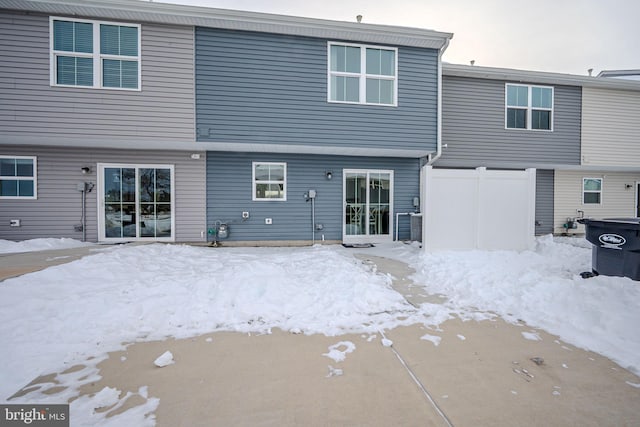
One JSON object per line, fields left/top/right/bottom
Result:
{"left": 427, "top": 37, "right": 450, "bottom": 165}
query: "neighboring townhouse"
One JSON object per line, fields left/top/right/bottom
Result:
{"left": 437, "top": 64, "right": 640, "bottom": 237}
{"left": 0, "top": 0, "right": 453, "bottom": 245}
{"left": 554, "top": 76, "right": 640, "bottom": 235}
{"left": 0, "top": 0, "right": 204, "bottom": 243}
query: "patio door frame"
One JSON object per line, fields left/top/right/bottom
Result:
{"left": 97, "top": 163, "right": 176, "bottom": 243}
{"left": 636, "top": 181, "right": 639, "bottom": 217}
{"left": 342, "top": 169, "right": 394, "bottom": 244}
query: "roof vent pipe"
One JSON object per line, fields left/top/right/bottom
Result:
{"left": 356, "top": 15, "right": 362, "bottom": 23}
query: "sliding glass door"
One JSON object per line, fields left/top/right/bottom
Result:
{"left": 98, "top": 164, "right": 174, "bottom": 242}
{"left": 343, "top": 169, "right": 393, "bottom": 243}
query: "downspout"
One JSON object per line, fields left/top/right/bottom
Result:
{"left": 427, "top": 38, "right": 449, "bottom": 166}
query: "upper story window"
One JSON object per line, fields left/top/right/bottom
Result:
{"left": 50, "top": 17, "right": 140, "bottom": 90}
{"left": 583, "top": 178, "right": 602, "bottom": 204}
{"left": 0, "top": 156, "right": 37, "bottom": 199}
{"left": 253, "top": 162, "right": 286, "bottom": 201}
{"left": 328, "top": 42, "right": 397, "bottom": 106}
{"left": 505, "top": 84, "right": 553, "bottom": 131}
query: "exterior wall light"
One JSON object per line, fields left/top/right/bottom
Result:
{"left": 81, "top": 166, "right": 91, "bottom": 174}
{"left": 325, "top": 171, "right": 333, "bottom": 180}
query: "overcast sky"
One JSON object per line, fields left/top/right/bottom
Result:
{"left": 158, "top": 0, "right": 639, "bottom": 76}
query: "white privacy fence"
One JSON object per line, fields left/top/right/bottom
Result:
{"left": 421, "top": 166, "right": 536, "bottom": 251}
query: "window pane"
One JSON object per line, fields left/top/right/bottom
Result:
{"left": 366, "top": 78, "right": 380, "bottom": 103}
{"left": 156, "top": 169, "right": 171, "bottom": 202}
{"left": 0, "top": 159, "right": 15, "bottom": 176}
{"left": 54, "top": 21, "right": 92, "bottom": 53}
{"left": 269, "top": 165, "right": 285, "bottom": 181}
{"left": 507, "top": 85, "right": 528, "bottom": 107}
{"left": 531, "top": 110, "right": 551, "bottom": 130}
{"left": 100, "top": 24, "right": 120, "bottom": 55}
{"left": 583, "top": 179, "right": 602, "bottom": 191}
{"left": 584, "top": 192, "right": 601, "bottom": 204}
{"left": 57, "top": 56, "right": 93, "bottom": 86}
{"left": 16, "top": 159, "right": 33, "bottom": 177}
{"left": 103, "top": 59, "right": 121, "bottom": 87}
{"left": 156, "top": 204, "right": 172, "bottom": 237}
{"left": 122, "top": 168, "right": 136, "bottom": 202}
{"left": 53, "top": 21, "right": 74, "bottom": 51}
{"left": 121, "top": 60, "right": 138, "bottom": 89}
{"left": 532, "top": 87, "right": 552, "bottom": 108}
{"left": 506, "top": 108, "right": 526, "bottom": 128}
{"left": 267, "top": 183, "right": 284, "bottom": 199}
{"left": 331, "top": 76, "right": 359, "bottom": 102}
{"left": 139, "top": 168, "right": 155, "bottom": 202}
{"left": 366, "top": 49, "right": 381, "bottom": 75}
{"left": 366, "top": 48, "right": 394, "bottom": 76}
{"left": 0, "top": 180, "right": 18, "bottom": 196}
{"left": 18, "top": 180, "right": 34, "bottom": 197}
{"left": 119, "top": 26, "right": 138, "bottom": 56}
{"left": 330, "top": 45, "right": 360, "bottom": 73}
{"left": 74, "top": 22, "right": 93, "bottom": 53}
{"left": 140, "top": 203, "right": 156, "bottom": 237}
{"left": 255, "top": 164, "right": 270, "bottom": 181}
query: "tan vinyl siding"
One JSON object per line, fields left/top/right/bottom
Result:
{"left": 581, "top": 87, "right": 640, "bottom": 167}
{"left": 553, "top": 170, "right": 640, "bottom": 234}
{"left": 0, "top": 12, "right": 194, "bottom": 142}
{"left": 0, "top": 146, "right": 206, "bottom": 242}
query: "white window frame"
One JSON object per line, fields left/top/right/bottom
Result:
{"left": 50, "top": 16, "right": 141, "bottom": 91}
{"left": 582, "top": 177, "right": 603, "bottom": 205}
{"left": 327, "top": 42, "right": 398, "bottom": 107}
{"left": 97, "top": 163, "right": 175, "bottom": 242}
{"left": 0, "top": 156, "right": 37, "bottom": 200}
{"left": 505, "top": 84, "right": 554, "bottom": 131}
{"left": 252, "top": 162, "right": 287, "bottom": 201}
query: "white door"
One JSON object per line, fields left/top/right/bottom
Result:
{"left": 98, "top": 163, "right": 175, "bottom": 242}
{"left": 343, "top": 169, "right": 393, "bottom": 244}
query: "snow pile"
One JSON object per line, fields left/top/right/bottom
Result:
{"left": 409, "top": 235, "right": 640, "bottom": 374}
{"left": 0, "top": 244, "right": 411, "bottom": 401}
{"left": 0, "top": 238, "right": 93, "bottom": 254}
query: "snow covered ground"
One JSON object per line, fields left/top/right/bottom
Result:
{"left": 0, "top": 237, "right": 93, "bottom": 254}
{"left": 1, "top": 236, "right": 639, "bottom": 425}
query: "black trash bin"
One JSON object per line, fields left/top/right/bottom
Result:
{"left": 578, "top": 218, "right": 640, "bottom": 281}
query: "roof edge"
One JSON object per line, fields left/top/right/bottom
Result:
{"left": 0, "top": 0, "right": 453, "bottom": 49}
{"left": 443, "top": 63, "right": 640, "bottom": 91}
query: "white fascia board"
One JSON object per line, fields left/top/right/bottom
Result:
{"left": 0, "top": 0, "right": 453, "bottom": 49}
{"left": 443, "top": 63, "right": 640, "bottom": 92}
{"left": 434, "top": 158, "right": 640, "bottom": 173}
{"left": 0, "top": 136, "right": 433, "bottom": 158}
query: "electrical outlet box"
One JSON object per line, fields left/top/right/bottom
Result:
{"left": 265, "top": 218, "right": 272, "bottom": 225}
{"left": 9, "top": 219, "right": 20, "bottom": 227}
{"left": 242, "top": 211, "right": 250, "bottom": 219}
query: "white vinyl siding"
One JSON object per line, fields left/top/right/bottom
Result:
{"left": 50, "top": 17, "right": 141, "bottom": 90}
{"left": 328, "top": 42, "right": 398, "bottom": 106}
{"left": 554, "top": 171, "right": 640, "bottom": 234}
{"left": 0, "top": 156, "right": 37, "bottom": 199}
{"left": 581, "top": 87, "right": 640, "bottom": 167}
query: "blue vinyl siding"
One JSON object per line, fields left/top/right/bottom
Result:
{"left": 206, "top": 152, "right": 420, "bottom": 241}
{"left": 195, "top": 28, "right": 438, "bottom": 153}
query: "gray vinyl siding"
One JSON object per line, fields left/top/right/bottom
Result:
{"left": 0, "top": 11, "right": 194, "bottom": 142}
{"left": 437, "top": 75, "right": 582, "bottom": 167}
{"left": 0, "top": 146, "right": 206, "bottom": 242}
{"left": 196, "top": 28, "right": 438, "bottom": 153}
{"left": 535, "top": 169, "right": 554, "bottom": 235}
{"left": 206, "top": 152, "right": 420, "bottom": 241}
